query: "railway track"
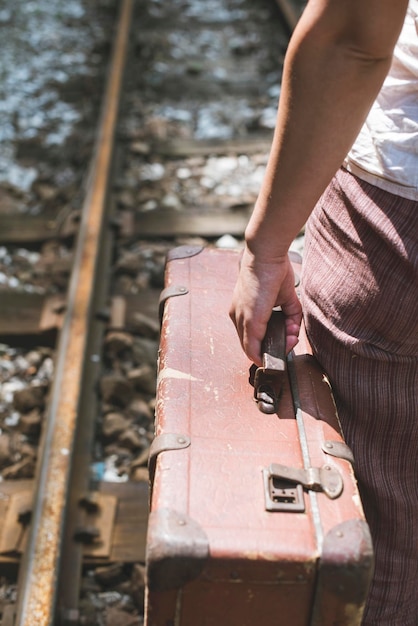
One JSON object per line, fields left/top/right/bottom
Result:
{"left": 0, "top": 0, "right": 305, "bottom": 623}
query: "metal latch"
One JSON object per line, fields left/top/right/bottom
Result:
{"left": 263, "top": 462, "right": 343, "bottom": 513}
{"left": 263, "top": 468, "right": 305, "bottom": 512}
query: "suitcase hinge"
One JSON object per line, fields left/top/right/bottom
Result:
{"left": 158, "top": 285, "right": 189, "bottom": 323}
{"left": 322, "top": 440, "right": 355, "bottom": 465}
{"left": 148, "top": 433, "right": 191, "bottom": 482}
{"left": 263, "top": 462, "right": 343, "bottom": 513}
{"left": 166, "top": 245, "right": 204, "bottom": 262}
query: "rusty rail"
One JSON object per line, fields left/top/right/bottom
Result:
{"left": 14, "top": 1, "right": 134, "bottom": 624}
{"left": 275, "top": 0, "right": 303, "bottom": 32}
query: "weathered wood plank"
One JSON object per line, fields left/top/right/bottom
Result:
{"left": 151, "top": 134, "right": 272, "bottom": 158}
{"left": 119, "top": 208, "right": 250, "bottom": 239}
{"left": 0, "top": 212, "right": 78, "bottom": 245}
{"left": 0, "top": 480, "right": 149, "bottom": 567}
{"left": 0, "top": 292, "right": 64, "bottom": 343}
{"left": 87, "top": 481, "right": 149, "bottom": 564}
{"left": 108, "top": 292, "right": 161, "bottom": 334}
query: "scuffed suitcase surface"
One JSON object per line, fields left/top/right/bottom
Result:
{"left": 146, "top": 245, "right": 373, "bottom": 626}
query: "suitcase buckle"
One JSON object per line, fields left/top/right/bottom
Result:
{"left": 263, "top": 462, "right": 343, "bottom": 513}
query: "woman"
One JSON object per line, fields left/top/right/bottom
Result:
{"left": 229, "top": 0, "right": 417, "bottom": 623}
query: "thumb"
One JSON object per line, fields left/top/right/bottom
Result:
{"left": 278, "top": 272, "right": 303, "bottom": 353}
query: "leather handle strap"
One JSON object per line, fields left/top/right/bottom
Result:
{"left": 250, "top": 308, "right": 287, "bottom": 414}
{"left": 261, "top": 308, "right": 286, "bottom": 374}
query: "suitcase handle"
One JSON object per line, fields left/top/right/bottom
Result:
{"left": 250, "top": 308, "right": 286, "bottom": 414}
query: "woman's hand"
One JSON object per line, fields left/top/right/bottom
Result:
{"left": 229, "top": 246, "right": 302, "bottom": 366}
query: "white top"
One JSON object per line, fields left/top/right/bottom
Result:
{"left": 344, "top": 1, "right": 418, "bottom": 200}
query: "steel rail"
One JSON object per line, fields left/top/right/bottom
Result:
{"left": 14, "top": 0, "right": 134, "bottom": 623}
{"left": 274, "top": 0, "right": 302, "bottom": 32}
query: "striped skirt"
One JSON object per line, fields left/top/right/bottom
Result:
{"left": 301, "top": 167, "right": 418, "bottom": 625}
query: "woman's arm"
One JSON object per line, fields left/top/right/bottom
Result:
{"left": 229, "top": 0, "right": 409, "bottom": 365}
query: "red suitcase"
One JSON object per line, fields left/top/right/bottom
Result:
{"left": 145, "top": 245, "right": 373, "bottom": 626}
